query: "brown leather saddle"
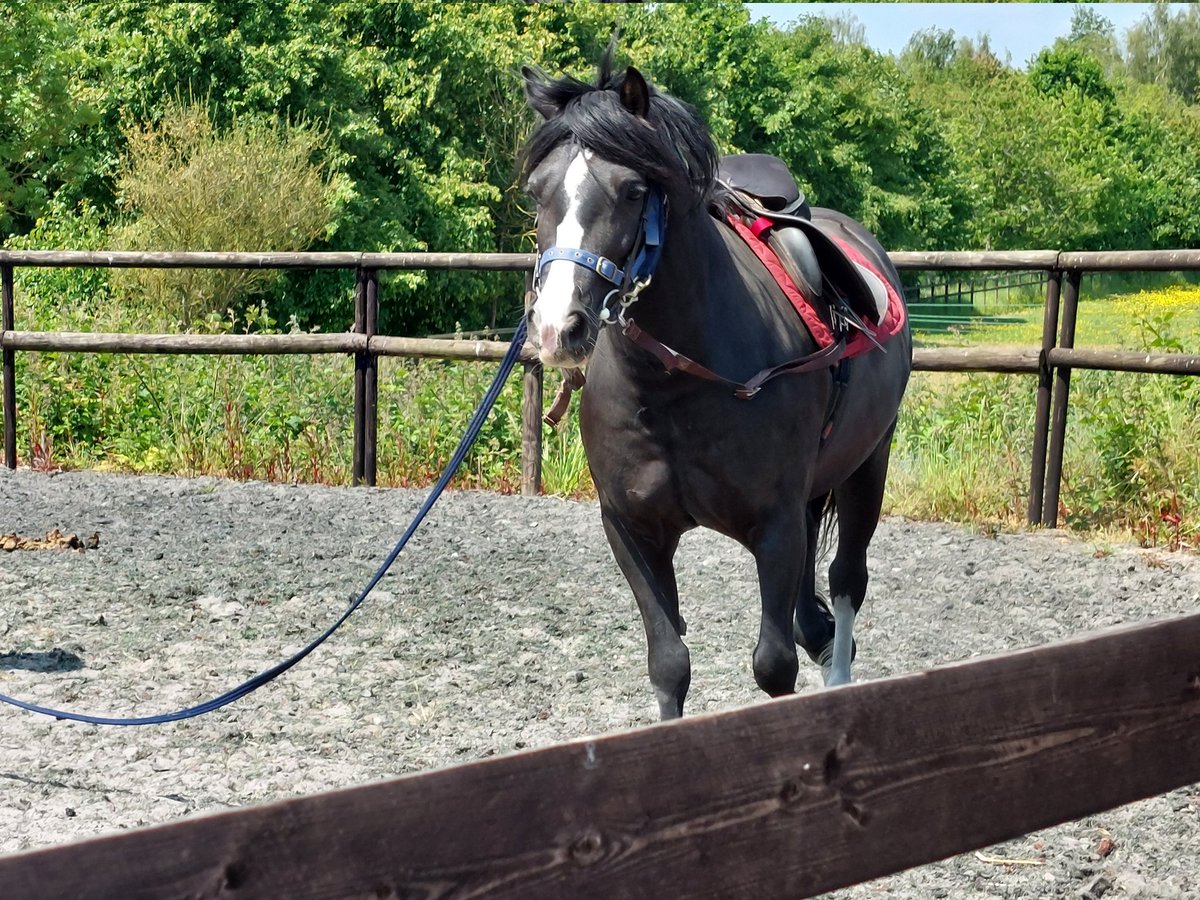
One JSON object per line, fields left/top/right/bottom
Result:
{"left": 718, "top": 153, "right": 888, "bottom": 326}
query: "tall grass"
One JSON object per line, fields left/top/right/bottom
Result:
{"left": 890, "top": 284, "right": 1200, "bottom": 549}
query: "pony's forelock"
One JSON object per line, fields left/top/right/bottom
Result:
{"left": 520, "top": 62, "right": 718, "bottom": 208}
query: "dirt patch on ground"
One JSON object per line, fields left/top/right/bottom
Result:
{"left": 1, "top": 468, "right": 1197, "bottom": 897}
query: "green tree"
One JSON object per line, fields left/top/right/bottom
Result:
{"left": 1126, "top": 2, "right": 1200, "bottom": 104}
{"left": 1029, "top": 46, "right": 1116, "bottom": 107}
{"left": 0, "top": 0, "right": 97, "bottom": 237}
{"left": 901, "top": 27, "right": 959, "bottom": 71}
{"left": 1067, "top": 6, "right": 1121, "bottom": 69}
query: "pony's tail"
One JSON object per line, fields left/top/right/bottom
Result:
{"left": 814, "top": 493, "right": 838, "bottom": 566}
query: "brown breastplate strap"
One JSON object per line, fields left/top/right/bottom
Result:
{"left": 621, "top": 318, "right": 847, "bottom": 399}
{"left": 542, "top": 321, "right": 847, "bottom": 426}
{"left": 543, "top": 367, "right": 586, "bottom": 427}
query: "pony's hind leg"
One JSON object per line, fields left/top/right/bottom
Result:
{"left": 600, "top": 509, "right": 690, "bottom": 720}
{"left": 824, "top": 426, "right": 896, "bottom": 687}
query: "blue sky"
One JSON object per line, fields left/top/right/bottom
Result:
{"left": 745, "top": 3, "right": 1176, "bottom": 69}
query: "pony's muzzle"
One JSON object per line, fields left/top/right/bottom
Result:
{"left": 528, "top": 295, "right": 595, "bottom": 367}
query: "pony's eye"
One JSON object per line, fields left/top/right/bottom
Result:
{"left": 625, "top": 183, "right": 649, "bottom": 203}
{"left": 525, "top": 179, "right": 546, "bottom": 204}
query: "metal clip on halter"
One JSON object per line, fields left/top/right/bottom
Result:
{"left": 599, "top": 274, "right": 652, "bottom": 326}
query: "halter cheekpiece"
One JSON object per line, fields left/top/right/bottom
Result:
{"left": 534, "top": 187, "right": 668, "bottom": 323}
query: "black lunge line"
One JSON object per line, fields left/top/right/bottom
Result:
{"left": 0, "top": 320, "right": 528, "bottom": 726}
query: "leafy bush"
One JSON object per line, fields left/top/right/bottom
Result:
{"left": 111, "top": 103, "right": 339, "bottom": 328}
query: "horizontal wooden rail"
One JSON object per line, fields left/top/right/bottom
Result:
{"left": 912, "top": 346, "right": 1040, "bottom": 373}
{"left": 0, "top": 249, "right": 536, "bottom": 271}
{"left": 889, "top": 250, "right": 1061, "bottom": 270}
{"left": 7, "top": 331, "right": 1198, "bottom": 377}
{"left": 1049, "top": 346, "right": 1200, "bottom": 375}
{"left": 0, "top": 248, "right": 1195, "bottom": 273}
{"left": 371, "top": 334, "right": 529, "bottom": 361}
{"left": 1059, "top": 249, "right": 1200, "bottom": 271}
{"left": 911, "top": 347, "right": 1200, "bottom": 376}
{"left": 2, "top": 613, "right": 1196, "bottom": 900}
{"left": 0, "top": 330, "right": 367, "bottom": 355}
{"left": 0, "top": 330, "right": 535, "bottom": 362}
{"left": 0, "top": 248, "right": 1066, "bottom": 285}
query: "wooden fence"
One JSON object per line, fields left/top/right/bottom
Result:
{"left": 0, "top": 611, "right": 1197, "bottom": 898}
{"left": 3, "top": 248, "right": 1200, "bottom": 524}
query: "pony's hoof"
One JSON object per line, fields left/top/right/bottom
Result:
{"left": 815, "top": 640, "right": 856, "bottom": 687}
{"left": 823, "top": 667, "right": 853, "bottom": 688}
{"left": 807, "top": 636, "right": 857, "bottom": 669}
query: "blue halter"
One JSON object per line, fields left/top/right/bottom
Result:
{"left": 534, "top": 187, "right": 667, "bottom": 299}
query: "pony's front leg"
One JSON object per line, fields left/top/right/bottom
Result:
{"left": 750, "top": 516, "right": 807, "bottom": 698}
{"left": 600, "top": 509, "right": 690, "bottom": 720}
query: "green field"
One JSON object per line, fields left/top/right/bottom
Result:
{"left": 891, "top": 283, "right": 1200, "bottom": 548}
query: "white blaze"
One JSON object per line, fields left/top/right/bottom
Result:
{"left": 535, "top": 150, "right": 592, "bottom": 352}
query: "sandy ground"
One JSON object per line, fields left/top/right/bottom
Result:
{"left": 2, "top": 468, "right": 1198, "bottom": 897}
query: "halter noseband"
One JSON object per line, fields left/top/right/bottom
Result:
{"left": 533, "top": 187, "right": 668, "bottom": 322}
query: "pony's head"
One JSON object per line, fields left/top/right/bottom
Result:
{"left": 519, "top": 58, "right": 717, "bottom": 366}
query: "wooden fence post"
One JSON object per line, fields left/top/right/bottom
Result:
{"left": 364, "top": 269, "right": 379, "bottom": 487}
{"left": 521, "top": 273, "right": 543, "bottom": 497}
{"left": 352, "top": 267, "right": 380, "bottom": 487}
{"left": 1042, "top": 270, "right": 1081, "bottom": 528}
{"left": 1027, "top": 269, "right": 1062, "bottom": 525}
{"left": 2, "top": 264, "right": 14, "bottom": 469}
{"left": 352, "top": 268, "right": 366, "bottom": 485}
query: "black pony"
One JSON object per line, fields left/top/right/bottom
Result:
{"left": 520, "top": 57, "right": 911, "bottom": 719}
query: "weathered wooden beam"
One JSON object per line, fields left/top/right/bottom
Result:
{"left": 1049, "top": 347, "right": 1200, "bottom": 375}
{"left": 0, "top": 249, "right": 537, "bottom": 271}
{"left": 521, "top": 274, "right": 543, "bottom": 497}
{"left": 912, "top": 346, "right": 1040, "bottom": 373}
{"left": 6, "top": 331, "right": 1196, "bottom": 376}
{"left": 2, "top": 613, "right": 1197, "bottom": 900}
{"left": 0, "top": 330, "right": 541, "bottom": 363}
{"left": 0, "top": 330, "right": 366, "bottom": 355}
{"left": 889, "top": 250, "right": 1062, "bottom": 270}
{"left": 1044, "top": 271, "right": 1082, "bottom": 528}
{"left": 369, "top": 334, "right": 534, "bottom": 362}
{"left": 521, "top": 360, "right": 544, "bottom": 497}
{"left": 1028, "top": 271, "right": 1063, "bottom": 526}
{"left": 1058, "top": 249, "right": 1200, "bottom": 271}
{"left": 5, "top": 248, "right": 1200, "bottom": 275}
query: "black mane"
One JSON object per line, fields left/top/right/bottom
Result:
{"left": 520, "top": 55, "right": 719, "bottom": 208}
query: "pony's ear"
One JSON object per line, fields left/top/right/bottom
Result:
{"left": 522, "top": 65, "right": 562, "bottom": 120}
{"left": 620, "top": 67, "right": 651, "bottom": 119}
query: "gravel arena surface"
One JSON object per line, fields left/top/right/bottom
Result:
{"left": 1, "top": 468, "right": 1198, "bottom": 897}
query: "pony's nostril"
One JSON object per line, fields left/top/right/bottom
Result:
{"left": 560, "top": 312, "right": 588, "bottom": 349}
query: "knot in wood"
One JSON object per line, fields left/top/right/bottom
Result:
{"left": 221, "top": 860, "right": 248, "bottom": 891}
{"left": 841, "top": 798, "right": 870, "bottom": 828}
{"left": 779, "top": 778, "right": 803, "bottom": 806}
{"left": 568, "top": 829, "right": 605, "bottom": 866}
